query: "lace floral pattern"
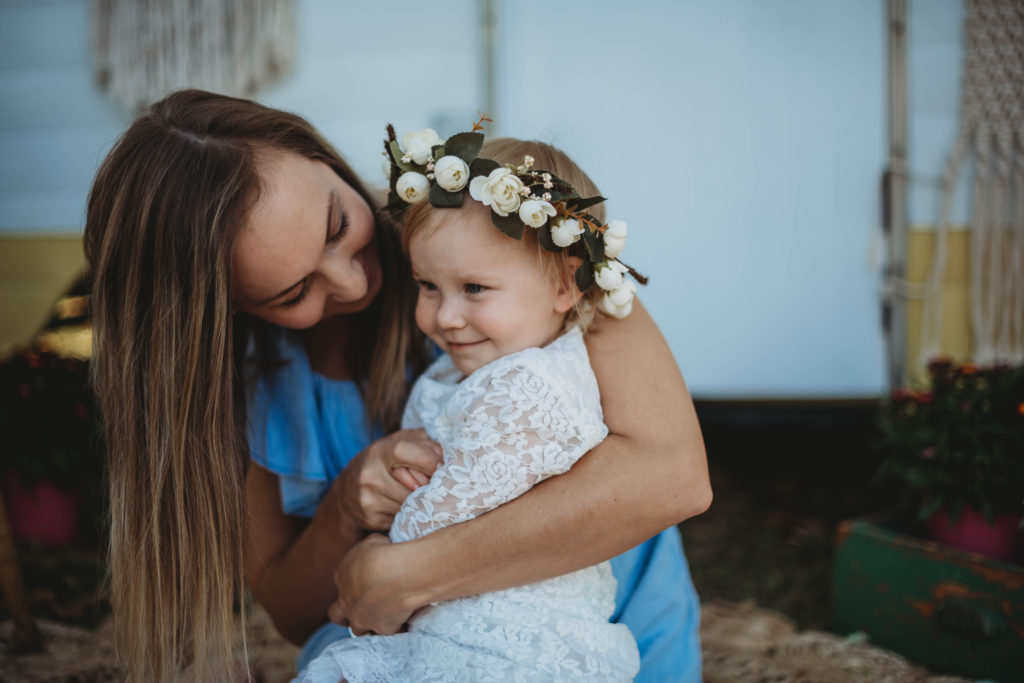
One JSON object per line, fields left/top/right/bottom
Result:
{"left": 297, "top": 328, "right": 640, "bottom": 682}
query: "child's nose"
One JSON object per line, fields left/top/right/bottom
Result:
{"left": 437, "top": 298, "right": 465, "bottom": 330}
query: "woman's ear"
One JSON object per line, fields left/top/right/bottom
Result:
{"left": 553, "top": 256, "right": 585, "bottom": 314}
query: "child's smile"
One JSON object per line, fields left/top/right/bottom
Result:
{"left": 408, "top": 205, "right": 578, "bottom": 376}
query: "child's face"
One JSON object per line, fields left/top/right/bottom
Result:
{"left": 409, "top": 207, "right": 577, "bottom": 376}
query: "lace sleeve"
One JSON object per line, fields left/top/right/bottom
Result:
{"left": 390, "top": 357, "right": 607, "bottom": 543}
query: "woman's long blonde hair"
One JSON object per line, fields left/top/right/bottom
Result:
{"left": 84, "top": 89, "right": 424, "bottom": 681}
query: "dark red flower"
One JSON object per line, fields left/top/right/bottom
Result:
{"left": 890, "top": 388, "right": 912, "bottom": 402}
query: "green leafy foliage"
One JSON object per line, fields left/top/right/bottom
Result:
{"left": 445, "top": 132, "right": 485, "bottom": 163}
{"left": 574, "top": 262, "right": 594, "bottom": 292}
{"left": 429, "top": 183, "right": 464, "bottom": 208}
{"left": 491, "top": 211, "right": 524, "bottom": 240}
{"left": 388, "top": 140, "right": 418, "bottom": 172}
{"left": 566, "top": 196, "right": 607, "bottom": 213}
{"left": 537, "top": 225, "right": 559, "bottom": 252}
{"left": 875, "top": 359, "right": 1024, "bottom": 523}
{"left": 470, "top": 157, "right": 500, "bottom": 178}
{"left": 581, "top": 219, "right": 606, "bottom": 262}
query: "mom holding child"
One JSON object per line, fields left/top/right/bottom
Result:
{"left": 85, "top": 89, "right": 711, "bottom": 681}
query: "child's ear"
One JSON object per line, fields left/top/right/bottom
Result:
{"left": 553, "top": 256, "right": 585, "bottom": 314}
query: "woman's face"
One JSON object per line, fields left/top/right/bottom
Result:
{"left": 233, "top": 150, "right": 382, "bottom": 329}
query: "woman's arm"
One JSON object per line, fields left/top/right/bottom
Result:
{"left": 245, "top": 430, "right": 442, "bottom": 644}
{"left": 330, "top": 300, "right": 712, "bottom": 634}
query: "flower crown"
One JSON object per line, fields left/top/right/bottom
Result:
{"left": 383, "top": 120, "right": 647, "bottom": 319}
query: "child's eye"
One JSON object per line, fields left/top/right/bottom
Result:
{"left": 464, "top": 283, "right": 486, "bottom": 295}
{"left": 417, "top": 280, "right": 437, "bottom": 292}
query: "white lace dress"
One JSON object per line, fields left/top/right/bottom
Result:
{"left": 296, "top": 327, "right": 640, "bottom": 682}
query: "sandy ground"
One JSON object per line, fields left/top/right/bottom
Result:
{"left": 1, "top": 600, "right": 970, "bottom": 683}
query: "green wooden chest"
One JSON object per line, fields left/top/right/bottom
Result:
{"left": 832, "top": 518, "right": 1024, "bottom": 682}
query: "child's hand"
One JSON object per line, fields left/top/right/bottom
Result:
{"left": 391, "top": 465, "right": 431, "bottom": 490}
{"left": 334, "top": 429, "right": 442, "bottom": 532}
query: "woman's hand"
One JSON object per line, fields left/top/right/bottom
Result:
{"left": 327, "top": 534, "right": 422, "bottom": 635}
{"left": 333, "top": 429, "right": 442, "bottom": 533}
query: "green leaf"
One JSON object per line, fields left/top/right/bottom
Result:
{"left": 574, "top": 262, "right": 594, "bottom": 292}
{"left": 491, "top": 211, "right": 524, "bottom": 240}
{"left": 431, "top": 144, "right": 446, "bottom": 161}
{"left": 445, "top": 132, "right": 485, "bottom": 163}
{"left": 567, "top": 195, "right": 607, "bottom": 213}
{"left": 388, "top": 140, "right": 418, "bottom": 172}
{"left": 470, "top": 157, "right": 500, "bottom": 178}
{"left": 429, "top": 183, "right": 464, "bottom": 208}
{"left": 581, "top": 222, "right": 605, "bottom": 262}
{"left": 537, "top": 225, "right": 559, "bottom": 252}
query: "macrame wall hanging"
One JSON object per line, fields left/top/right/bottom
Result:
{"left": 93, "top": 0, "right": 296, "bottom": 113}
{"left": 918, "top": 0, "right": 1024, "bottom": 366}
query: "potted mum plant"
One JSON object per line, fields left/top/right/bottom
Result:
{"left": 874, "top": 357, "right": 1024, "bottom": 562}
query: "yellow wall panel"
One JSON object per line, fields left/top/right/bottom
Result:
{"left": 0, "top": 237, "right": 86, "bottom": 355}
{"left": 905, "top": 228, "right": 972, "bottom": 384}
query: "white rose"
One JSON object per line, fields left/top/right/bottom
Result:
{"left": 400, "top": 128, "right": 442, "bottom": 165}
{"left": 468, "top": 167, "right": 525, "bottom": 216}
{"left": 550, "top": 218, "right": 583, "bottom": 247}
{"left": 598, "top": 281, "right": 637, "bottom": 319}
{"left": 594, "top": 260, "right": 629, "bottom": 291}
{"left": 433, "top": 155, "right": 470, "bottom": 192}
{"left": 518, "top": 199, "right": 556, "bottom": 228}
{"left": 396, "top": 171, "right": 430, "bottom": 203}
{"left": 603, "top": 219, "right": 627, "bottom": 258}
{"left": 608, "top": 279, "right": 637, "bottom": 306}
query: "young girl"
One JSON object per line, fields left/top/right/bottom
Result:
{"left": 297, "top": 130, "right": 647, "bottom": 681}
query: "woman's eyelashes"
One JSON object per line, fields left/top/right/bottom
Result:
{"left": 281, "top": 279, "right": 312, "bottom": 307}
{"left": 328, "top": 212, "right": 349, "bottom": 244}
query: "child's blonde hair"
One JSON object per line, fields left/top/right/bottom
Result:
{"left": 401, "top": 137, "right": 605, "bottom": 331}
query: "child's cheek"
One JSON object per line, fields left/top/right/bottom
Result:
{"left": 414, "top": 297, "right": 433, "bottom": 336}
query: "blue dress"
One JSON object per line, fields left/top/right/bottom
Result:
{"left": 247, "top": 330, "right": 702, "bottom": 682}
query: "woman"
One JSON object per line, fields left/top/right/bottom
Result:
{"left": 85, "top": 89, "right": 711, "bottom": 682}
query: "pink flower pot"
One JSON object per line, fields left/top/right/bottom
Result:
{"left": 2, "top": 471, "right": 81, "bottom": 549}
{"left": 925, "top": 503, "right": 1021, "bottom": 563}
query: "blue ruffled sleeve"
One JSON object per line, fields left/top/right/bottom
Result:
{"left": 246, "top": 330, "right": 383, "bottom": 517}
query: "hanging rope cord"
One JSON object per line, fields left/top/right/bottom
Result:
{"left": 888, "top": 0, "right": 1024, "bottom": 367}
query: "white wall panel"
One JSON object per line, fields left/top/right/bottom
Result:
{"left": 494, "top": 0, "right": 888, "bottom": 397}
{"left": 0, "top": 0, "right": 965, "bottom": 397}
